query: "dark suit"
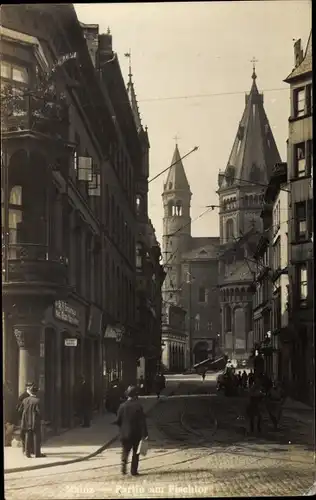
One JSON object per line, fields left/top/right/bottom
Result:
{"left": 16, "top": 391, "right": 33, "bottom": 454}
{"left": 21, "top": 395, "right": 42, "bottom": 457}
{"left": 115, "top": 398, "right": 148, "bottom": 475}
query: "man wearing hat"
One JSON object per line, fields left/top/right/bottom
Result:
{"left": 115, "top": 385, "right": 148, "bottom": 476}
{"left": 21, "top": 383, "right": 45, "bottom": 458}
{"left": 16, "top": 381, "right": 33, "bottom": 455}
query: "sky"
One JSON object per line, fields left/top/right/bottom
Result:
{"left": 74, "top": 1, "right": 311, "bottom": 245}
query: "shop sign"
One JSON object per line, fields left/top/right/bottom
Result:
{"left": 54, "top": 301, "right": 79, "bottom": 326}
{"left": 64, "top": 338, "right": 78, "bottom": 347}
{"left": 104, "top": 325, "right": 124, "bottom": 342}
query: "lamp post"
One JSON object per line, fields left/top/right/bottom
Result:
{"left": 185, "top": 267, "right": 195, "bottom": 368}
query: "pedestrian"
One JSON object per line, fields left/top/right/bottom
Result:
{"left": 77, "top": 376, "right": 93, "bottom": 427}
{"left": 248, "top": 370, "right": 254, "bottom": 388}
{"left": 201, "top": 369, "right": 207, "bottom": 382}
{"left": 115, "top": 385, "right": 148, "bottom": 476}
{"left": 266, "top": 381, "right": 285, "bottom": 430}
{"left": 153, "top": 373, "right": 164, "bottom": 398}
{"left": 241, "top": 370, "right": 248, "bottom": 389}
{"left": 246, "top": 378, "right": 264, "bottom": 434}
{"left": 237, "top": 371, "right": 242, "bottom": 388}
{"left": 16, "top": 381, "right": 34, "bottom": 456}
{"left": 21, "top": 383, "right": 45, "bottom": 458}
{"left": 137, "top": 375, "right": 145, "bottom": 395}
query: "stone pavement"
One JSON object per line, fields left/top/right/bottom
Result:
{"left": 4, "top": 384, "right": 177, "bottom": 474}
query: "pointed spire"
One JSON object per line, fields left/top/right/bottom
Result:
{"left": 219, "top": 72, "right": 281, "bottom": 189}
{"left": 164, "top": 144, "right": 191, "bottom": 192}
{"left": 125, "top": 49, "right": 142, "bottom": 131}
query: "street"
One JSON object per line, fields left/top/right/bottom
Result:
{"left": 5, "top": 374, "right": 315, "bottom": 499}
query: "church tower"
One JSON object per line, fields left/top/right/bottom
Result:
{"left": 162, "top": 144, "right": 192, "bottom": 307}
{"left": 218, "top": 66, "right": 281, "bottom": 362}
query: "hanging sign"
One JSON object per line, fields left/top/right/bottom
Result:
{"left": 64, "top": 338, "right": 78, "bottom": 347}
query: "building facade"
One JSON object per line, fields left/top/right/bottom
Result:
{"left": 1, "top": 5, "right": 161, "bottom": 430}
{"left": 217, "top": 68, "right": 282, "bottom": 363}
{"left": 252, "top": 162, "right": 289, "bottom": 381}
{"left": 283, "top": 34, "right": 313, "bottom": 404}
{"left": 161, "top": 144, "right": 221, "bottom": 370}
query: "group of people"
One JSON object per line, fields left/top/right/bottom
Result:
{"left": 246, "top": 375, "right": 285, "bottom": 434}
{"left": 16, "top": 382, "right": 45, "bottom": 458}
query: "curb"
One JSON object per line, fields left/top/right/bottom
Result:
{"left": 5, "top": 387, "right": 177, "bottom": 475}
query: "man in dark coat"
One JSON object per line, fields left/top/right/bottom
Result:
{"left": 115, "top": 385, "right": 148, "bottom": 476}
{"left": 76, "top": 376, "right": 93, "bottom": 427}
{"left": 246, "top": 378, "right": 264, "bottom": 433}
{"left": 16, "top": 381, "right": 33, "bottom": 455}
{"left": 21, "top": 384, "right": 45, "bottom": 458}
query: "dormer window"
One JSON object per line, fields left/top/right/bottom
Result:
{"left": 168, "top": 182, "right": 172, "bottom": 190}
{"left": 250, "top": 163, "right": 260, "bottom": 183}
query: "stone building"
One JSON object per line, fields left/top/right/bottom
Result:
{"left": 217, "top": 67, "right": 282, "bottom": 363}
{"left": 161, "top": 144, "right": 221, "bottom": 370}
{"left": 252, "top": 162, "right": 289, "bottom": 380}
{"left": 283, "top": 34, "right": 313, "bottom": 404}
{"left": 1, "top": 5, "right": 157, "bottom": 429}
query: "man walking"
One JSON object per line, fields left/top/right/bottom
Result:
{"left": 246, "top": 378, "right": 264, "bottom": 434}
{"left": 16, "top": 381, "right": 33, "bottom": 455}
{"left": 77, "top": 376, "right": 93, "bottom": 427}
{"left": 21, "top": 384, "right": 45, "bottom": 458}
{"left": 115, "top": 385, "right": 148, "bottom": 476}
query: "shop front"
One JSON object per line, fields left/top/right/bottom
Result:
{"left": 43, "top": 298, "right": 86, "bottom": 431}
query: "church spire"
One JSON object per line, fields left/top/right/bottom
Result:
{"left": 218, "top": 69, "right": 281, "bottom": 190}
{"left": 164, "top": 144, "right": 191, "bottom": 193}
{"left": 125, "top": 50, "right": 142, "bottom": 132}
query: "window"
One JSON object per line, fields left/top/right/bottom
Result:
{"left": 306, "top": 84, "right": 312, "bottom": 115}
{"left": 198, "top": 286, "right": 206, "bottom": 303}
{"left": 136, "top": 242, "right": 143, "bottom": 270}
{"left": 136, "top": 194, "right": 142, "bottom": 215}
{"left": 294, "top": 143, "right": 306, "bottom": 178}
{"left": 195, "top": 314, "right": 200, "bottom": 331}
{"left": 272, "top": 237, "right": 281, "bottom": 271}
{"left": 175, "top": 201, "right": 182, "bottom": 216}
{"left": 226, "top": 219, "right": 234, "bottom": 241}
{"left": 226, "top": 166, "right": 235, "bottom": 186}
{"left": 297, "top": 264, "right": 308, "bottom": 303}
{"left": 294, "top": 87, "right": 305, "bottom": 117}
{"left": 167, "top": 201, "right": 173, "bottom": 216}
{"left": 0, "top": 61, "right": 29, "bottom": 84}
{"left": 295, "top": 202, "right": 307, "bottom": 241}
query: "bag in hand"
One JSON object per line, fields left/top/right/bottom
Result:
{"left": 137, "top": 438, "right": 149, "bottom": 456}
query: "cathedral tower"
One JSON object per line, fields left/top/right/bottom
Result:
{"left": 162, "top": 144, "right": 192, "bottom": 307}
{"left": 218, "top": 68, "right": 281, "bottom": 361}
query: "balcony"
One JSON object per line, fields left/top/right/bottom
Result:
{"left": 2, "top": 242, "right": 69, "bottom": 297}
{"left": 1, "top": 87, "right": 69, "bottom": 143}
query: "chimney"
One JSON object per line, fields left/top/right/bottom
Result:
{"left": 98, "top": 31, "right": 113, "bottom": 68}
{"left": 80, "top": 23, "right": 99, "bottom": 68}
{"left": 294, "top": 39, "right": 304, "bottom": 67}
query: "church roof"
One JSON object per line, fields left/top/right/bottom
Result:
{"left": 164, "top": 144, "right": 191, "bottom": 192}
{"left": 284, "top": 31, "right": 312, "bottom": 82}
{"left": 182, "top": 237, "right": 220, "bottom": 260}
{"left": 219, "top": 71, "right": 281, "bottom": 190}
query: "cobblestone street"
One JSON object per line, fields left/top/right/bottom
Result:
{"left": 5, "top": 375, "right": 315, "bottom": 499}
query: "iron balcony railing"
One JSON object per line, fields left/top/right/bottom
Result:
{"left": 1, "top": 89, "right": 69, "bottom": 141}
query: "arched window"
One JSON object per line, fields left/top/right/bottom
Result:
{"left": 226, "top": 218, "right": 234, "bottom": 241}
{"left": 136, "top": 242, "right": 143, "bottom": 270}
{"left": 168, "top": 200, "right": 174, "bottom": 216}
{"left": 224, "top": 304, "right": 232, "bottom": 332}
{"left": 175, "top": 201, "right": 182, "bottom": 216}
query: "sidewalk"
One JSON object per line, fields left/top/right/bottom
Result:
{"left": 282, "top": 397, "right": 314, "bottom": 426}
{"left": 4, "top": 384, "right": 176, "bottom": 474}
